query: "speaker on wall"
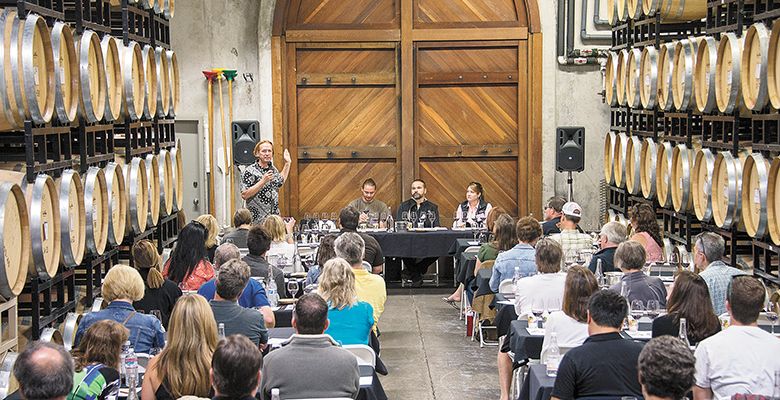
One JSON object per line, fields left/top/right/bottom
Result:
{"left": 556, "top": 126, "right": 585, "bottom": 172}
{"left": 232, "top": 120, "right": 261, "bottom": 165}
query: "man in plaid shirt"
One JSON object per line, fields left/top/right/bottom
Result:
{"left": 549, "top": 202, "right": 593, "bottom": 265}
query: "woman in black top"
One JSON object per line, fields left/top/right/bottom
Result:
{"left": 131, "top": 240, "right": 182, "bottom": 329}
{"left": 651, "top": 270, "right": 720, "bottom": 345}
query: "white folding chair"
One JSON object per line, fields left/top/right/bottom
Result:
{"left": 342, "top": 344, "right": 376, "bottom": 368}
{"left": 275, "top": 388, "right": 354, "bottom": 400}
{"left": 498, "top": 279, "right": 514, "bottom": 295}
{"left": 459, "top": 246, "right": 482, "bottom": 320}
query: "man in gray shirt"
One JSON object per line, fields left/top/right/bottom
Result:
{"left": 347, "top": 178, "right": 390, "bottom": 227}
{"left": 261, "top": 293, "right": 359, "bottom": 400}
{"left": 610, "top": 241, "right": 667, "bottom": 307}
{"left": 210, "top": 259, "right": 268, "bottom": 346}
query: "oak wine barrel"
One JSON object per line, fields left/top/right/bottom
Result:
{"left": 712, "top": 150, "right": 748, "bottom": 230}
{"left": 692, "top": 148, "right": 715, "bottom": 221}
{"left": 617, "top": 49, "right": 629, "bottom": 106}
{"left": 643, "top": 0, "right": 707, "bottom": 21}
{"left": 165, "top": 50, "right": 179, "bottom": 116}
{"left": 662, "top": 238, "right": 673, "bottom": 263}
{"left": 61, "top": 312, "right": 81, "bottom": 351}
{"left": 76, "top": 30, "right": 106, "bottom": 123}
{"left": 608, "top": 0, "right": 618, "bottom": 25}
{"left": 671, "top": 143, "right": 695, "bottom": 212}
{"left": 100, "top": 35, "right": 122, "bottom": 122}
{"left": 656, "top": 141, "right": 674, "bottom": 208}
{"left": 154, "top": 46, "right": 169, "bottom": 117}
{"left": 640, "top": 137, "right": 658, "bottom": 199}
{"left": 628, "top": 0, "right": 643, "bottom": 19}
{"left": 742, "top": 23, "right": 771, "bottom": 111}
{"left": 694, "top": 36, "right": 718, "bottom": 113}
{"left": 118, "top": 156, "right": 148, "bottom": 235}
{"left": 170, "top": 144, "right": 183, "bottom": 211}
{"left": 141, "top": 44, "right": 158, "bottom": 119}
{"left": 617, "top": 0, "right": 629, "bottom": 21}
{"left": 144, "top": 154, "right": 160, "bottom": 227}
{"left": 104, "top": 162, "right": 127, "bottom": 246}
{"left": 625, "top": 135, "right": 643, "bottom": 195}
{"left": 716, "top": 32, "right": 743, "bottom": 113}
{"left": 0, "top": 180, "right": 28, "bottom": 299}
{"left": 640, "top": 46, "right": 658, "bottom": 109}
{"left": 158, "top": 149, "right": 173, "bottom": 216}
{"left": 50, "top": 21, "right": 78, "bottom": 124}
{"left": 767, "top": 19, "right": 780, "bottom": 109}
{"left": 57, "top": 169, "right": 85, "bottom": 268}
{"left": 120, "top": 41, "right": 144, "bottom": 121}
{"left": 657, "top": 42, "right": 676, "bottom": 111}
{"left": 673, "top": 38, "right": 697, "bottom": 111}
{"left": 613, "top": 132, "right": 629, "bottom": 188}
{"left": 627, "top": 48, "right": 643, "bottom": 108}
{"left": 767, "top": 156, "right": 780, "bottom": 245}
{"left": 742, "top": 153, "right": 770, "bottom": 238}
{"left": 0, "top": 10, "right": 24, "bottom": 131}
{"left": 164, "top": 0, "right": 175, "bottom": 19}
{"left": 604, "top": 132, "right": 617, "bottom": 185}
{"left": 8, "top": 11, "right": 55, "bottom": 125}
{"left": 83, "top": 166, "right": 108, "bottom": 255}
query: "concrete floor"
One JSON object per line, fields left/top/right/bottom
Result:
{"left": 378, "top": 290, "right": 501, "bottom": 399}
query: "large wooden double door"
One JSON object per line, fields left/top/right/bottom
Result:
{"left": 272, "top": 0, "right": 542, "bottom": 224}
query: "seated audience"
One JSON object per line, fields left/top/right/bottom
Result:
{"left": 262, "top": 215, "right": 296, "bottom": 262}
{"left": 513, "top": 238, "right": 567, "bottom": 317}
{"left": 588, "top": 221, "right": 626, "bottom": 274}
{"left": 209, "top": 259, "right": 268, "bottom": 347}
{"left": 131, "top": 239, "right": 182, "bottom": 328}
{"left": 490, "top": 216, "right": 542, "bottom": 292}
{"left": 142, "top": 294, "right": 218, "bottom": 400}
{"left": 69, "top": 320, "right": 128, "bottom": 400}
{"left": 652, "top": 270, "right": 720, "bottom": 346}
{"left": 551, "top": 290, "right": 644, "bottom": 399}
{"left": 242, "top": 225, "right": 286, "bottom": 297}
{"left": 304, "top": 234, "right": 337, "bottom": 286}
{"left": 76, "top": 265, "right": 165, "bottom": 354}
{"left": 694, "top": 275, "right": 780, "bottom": 399}
{"left": 629, "top": 204, "right": 665, "bottom": 262}
{"left": 639, "top": 336, "right": 696, "bottom": 400}
{"left": 13, "top": 341, "right": 74, "bottom": 400}
{"left": 542, "top": 196, "right": 566, "bottom": 236}
{"left": 339, "top": 206, "right": 385, "bottom": 274}
{"left": 221, "top": 208, "right": 252, "bottom": 248}
{"left": 694, "top": 232, "right": 746, "bottom": 315}
{"left": 610, "top": 241, "right": 667, "bottom": 306}
{"left": 261, "top": 293, "right": 359, "bottom": 400}
{"left": 318, "top": 258, "right": 374, "bottom": 345}
{"left": 549, "top": 202, "right": 593, "bottom": 263}
{"left": 452, "top": 181, "right": 493, "bottom": 228}
{"left": 335, "top": 232, "right": 386, "bottom": 326}
{"left": 163, "top": 221, "right": 215, "bottom": 291}
{"left": 210, "top": 335, "right": 264, "bottom": 400}
{"left": 198, "top": 243, "right": 275, "bottom": 327}
{"left": 196, "top": 214, "right": 220, "bottom": 264}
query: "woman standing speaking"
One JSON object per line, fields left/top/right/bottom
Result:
{"left": 240, "top": 140, "right": 291, "bottom": 223}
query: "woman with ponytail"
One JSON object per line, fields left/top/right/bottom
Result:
{"left": 132, "top": 240, "right": 182, "bottom": 328}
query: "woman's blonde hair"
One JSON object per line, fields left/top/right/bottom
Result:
{"left": 132, "top": 239, "right": 164, "bottom": 289}
{"left": 102, "top": 265, "right": 145, "bottom": 302}
{"left": 196, "top": 214, "right": 219, "bottom": 248}
{"left": 72, "top": 320, "right": 128, "bottom": 371}
{"left": 317, "top": 258, "right": 357, "bottom": 310}
{"left": 156, "top": 294, "right": 218, "bottom": 398}
{"left": 262, "top": 215, "right": 287, "bottom": 242}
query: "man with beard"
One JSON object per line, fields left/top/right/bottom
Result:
{"left": 396, "top": 179, "right": 440, "bottom": 286}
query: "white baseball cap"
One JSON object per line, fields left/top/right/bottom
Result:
{"left": 562, "top": 201, "right": 582, "bottom": 217}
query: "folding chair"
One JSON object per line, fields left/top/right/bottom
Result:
{"left": 342, "top": 344, "right": 376, "bottom": 368}
{"left": 498, "top": 279, "right": 514, "bottom": 295}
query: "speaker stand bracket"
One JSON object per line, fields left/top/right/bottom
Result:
{"left": 567, "top": 171, "right": 574, "bottom": 202}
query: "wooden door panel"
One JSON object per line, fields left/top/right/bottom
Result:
{"left": 294, "top": 0, "right": 398, "bottom": 25}
{"left": 297, "top": 48, "right": 396, "bottom": 74}
{"left": 417, "top": 47, "right": 517, "bottom": 74}
{"left": 417, "top": 85, "right": 518, "bottom": 147}
{"left": 298, "top": 160, "right": 399, "bottom": 214}
{"left": 415, "top": 0, "right": 518, "bottom": 23}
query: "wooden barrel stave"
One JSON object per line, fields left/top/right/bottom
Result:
{"left": 716, "top": 32, "right": 743, "bottom": 113}
{"left": 692, "top": 148, "right": 715, "bottom": 221}
{"left": 656, "top": 141, "right": 674, "bottom": 208}
{"left": 57, "top": 169, "right": 85, "bottom": 268}
{"left": 742, "top": 23, "right": 771, "bottom": 111}
{"left": 695, "top": 36, "right": 718, "bottom": 113}
{"left": 50, "top": 21, "right": 79, "bottom": 124}
{"left": 742, "top": 153, "right": 770, "bottom": 238}
{"left": 83, "top": 166, "right": 108, "bottom": 255}
{"left": 104, "top": 162, "right": 127, "bottom": 246}
{"left": 640, "top": 137, "right": 658, "bottom": 198}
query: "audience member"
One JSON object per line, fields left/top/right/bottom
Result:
{"left": 651, "top": 271, "right": 720, "bottom": 346}
{"left": 694, "top": 275, "right": 780, "bottom": 399}
{"left": 163, "top": 221, "right": 215, "bottom": 291}
{"left": 196, "top": 214, "right": 220, "bottom": 264}
{"left": 551, "top": 290, "right": 644, "bottom": 399}
{"left": 210, "top": 335, "right": 263, "bottom": 400}
{"left": 197, "top": 243, "right": 275, "bottom": 327}
{"left": 304, "top": 234, "right": 337, "bottom": 286}
{"left": 318, "top": 258, "right": 374, "bottom": 345}
{"left": 243, "top": 225, "right": 285, "bottom": 297}
{"left": 639, "top": 336, "right": 696, "bottom": 400}
{"left": 262, "top": 215, "right": 296, "bottom": 262}
{"left": 76, "top": 265, "right": 165, "bottom": 354}
{"left": 142, "top": 295, "right": 218, "bottom": 400}
{"left": 629, "top": 204, "right": 665, "bottom": 262}
{"left": 221, "top": 208, "right": 253, "bottom": 248}
{"left": 14, "top": 341, "right": 73, "bottom": 400}
{"left": 69, "top": 320, "right": 128, "bottom": 400}
{"left": 513, "top": 238, "right": 567, "bottom": 317}
{"left": 694, "top": 232, "right": 746, "bottom": 315}
{"left": 261, "top": 294, "right": 359, "bottom": 400}
{"left": 541, "top": 196, "right": 566, "bottom": 236}
{"left": 339, "top": 206, "right": 385, "bottom": 274}
{"left": 587, "top": 222, "right": 626, "bottom": 274}
{"left": 131, "top": 239, "right": 182, "bottom": 328}
{"left": 209, "top": 259, "right": 268, "bottom": 347}
{"left": 347, "top": 178, "right": 390, "bottom": 226}
{"left": 610, "top": 241, "right": 667, "bottom": 306}
{"left": 335, "top": 232, "right": 386, "bottom": 326}
{"left": 397, "top": 179, "right": 440, "bottom": 286}
{"left": 485, "top": 207, "right": 507, "bottom": 234}
{"left": 490, "top": 216, "right": 541, "bottom": 292}
{"left": 452, "top": 181, "right": 493, "bottom": 228}
{"left": 549, "top": 202, "right": 592, "bottom": 263}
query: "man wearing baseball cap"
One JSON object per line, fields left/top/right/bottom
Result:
{"left": 549, "top": 201, "right": 593, "bottom": 265}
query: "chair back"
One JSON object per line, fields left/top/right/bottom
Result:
{"left": 464, "top": 246, "right": 481, "bottom": 254}
{"left": 477, "top": 259, "right": 495, "bottom": 273}
{"left": 342, "top": 344, "right": 376, "bottom": 368}
{"left": 498, "top": 279, "right": 514, "bottom": 295}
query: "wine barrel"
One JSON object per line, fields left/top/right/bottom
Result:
{"left": 716, "top": 32, "right": 743, "bottom": 113}
{"left": 613, "top": 132, "right": 629, "bottom": 188}
{"left": 768, "top": 19, "right": 780, "bottom": 109}
{"left": 104, "top": 162, "right": 126, "bottom": 246}
{"left": 158, "top": 149, "right": 174, "bottom": 216}
{"left": 608, "top": 0, "right": 618, "bottom": 25}
{"left": 673, "top": 38, "right": 697, "bottom": 111}
{"left": 694, "top": 36, "right": 718, "bottom": 113}
{"left": 640, "top": 46, "right": 658, "bottom": 109}
{"left": 120, "top": 41, "right": 144, "bottom": 121}
{"left": 617, "top": 49, "right": 629, "bottom": 106}
{"left": 164, "top": 0, "right": 175, "bottom": 19}
{"left": 154, "top": 47, "right": 169, "bottom": 117}
{"left": 50, "top": 21, "right": 78, "bottom": 124}
{"left": 61, "top": 312, "right": 81, "bottom": 351}
{"left": 712, "top": 150, "right": 748, "bottom": 230}
{"left": 0, "top": 171, "right": 59, "bottom": 280}
{"left": 742, "top": 153, "right": 770, "bottom": 238}
{"left": 141, "top": 44, "right": 158, "bottom": 119}
{"left": 617, "top": 0, "right": 629, "bottom": 21}
{"left": 144, "top": 154, "right": 160, "bottom": 227}
{"left": 628, "top": 0, "right": 643, "bottom": 19}
{"left": 57, "top": 169, "right": 85, "bottom": 268}
{"left": 0, "top": 10, "right": 23, "bottom": 131}
{"left": 643, "top": 0, "right": 706, "bottom": 21}
{"left": 742, "top": 23, "right": 771, "bottom": 111}
{"left": 671, "top": 143, "right": 695, "bottom": 212}
{"left": 0, "top": 180, "right": 29, "bottom": 299}
{"left": 170, "top": 144, "right": 183, "bottom": 211}
{"left": 604, "top": 132, "right": 617, "bottom": 185}
{"left": 625, "top": 135, "right": 643, "bottom": 195}
{"left": 662, "top": 238, "right": 673, "bottom": 262}
{"left": 76, "top": 30, "right": 106, "bottom": 123}
{"left": 118, "top": 156, "right": 148, "bottom": 235}
{"left": 627, "top": 48, "right": 643, "bottom": 108}
{"left": 692, "top": 148, "right": 715, "bottom": 221}
{"left": 656, "top": 141, "right": 674, "bottom": 208}
{"left": 165, "top": 50, "right": 179, "bottom": 117}
{"left": 640, "top": 137, "right": 658, "bottom": 199}
{"left": 83, "top": 166, "right": 108, "bottom": 255}
{"left": 767, "top": 156, "right": 780, "bottom": 245}
{"left": 100, "top": 35, "right": 122, "bottom": 122}
{"left": 657, "top": 42, "right": 676, "bottom": 111}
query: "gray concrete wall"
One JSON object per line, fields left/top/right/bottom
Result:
{"left": 171, "top": 0, "right": 611, "bottom": 230}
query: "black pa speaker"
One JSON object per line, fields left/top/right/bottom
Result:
{"left": 556, "top": 126, "right": 585, "bottom": 172}
{"left": 232, "top": 120, "right": 261, "bottom": 165}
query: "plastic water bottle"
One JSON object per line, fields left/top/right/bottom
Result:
{"left": 386, "top": 207, "right": 394, "bottom": 232}
{"left": 546, "top": 332, "right": 561, "bottom": 377}
{"left": 678, "top": 317, "right": 691, "bottom": 349}
{"left": 124, "top": 347, "right": 138, "bottom": 386}
{"left": 267, "top": 270, "right": 279, "bottom": 308}
{"left": 512, "top": 266, "right": 522, "bottom": 285}
{"left": 119, "top": 340, "right": 130, "bottom": 385}
{"left": 595, "top": 259, "right": 604, "bottom": 286}
{"left": 271, "top": 388, "right": 280, "bottom": 400}
{"left": 218, "top": 323, "right": 226, "bottom": 339}
{"left": 772, "top": 370, "right": 780, "bottom": 400}
{"left": 125, "top": 362, "right": 138, "bottom": 400}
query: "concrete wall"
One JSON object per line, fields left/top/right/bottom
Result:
{"left": 171, "top": 0, "right": 611, "bottom": 230}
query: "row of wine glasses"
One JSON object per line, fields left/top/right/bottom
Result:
{"left": 401, "top": 210, "right": 437, "bottom": 227}
{"left": 629, "top": 299, "right": 662, "bottom": 319}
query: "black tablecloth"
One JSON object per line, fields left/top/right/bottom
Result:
{"left": 518, "top": 364, "right": 555, "bottom": 400}
{"left": 273, "top": 305, "right": 294, "bottom": 328}
{"left": 494, "top": 294, "right": 518, "bottom": 337}
{"left": 473, "top": 267, "right": 494, "bottom": 297}
{"left": 508, "top": 320, "right": 543, "bottom": 361}
{"left": 367, "top": 230, "right": 473, "bottom": 258}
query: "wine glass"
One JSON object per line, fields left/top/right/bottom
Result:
{"left": 410, "top": 211, "right": 417, "bottom": 226}
{"left": 330, "top": 212, "right": 337, "bottom": 222}
{"left": 630, "top": 300, "right": 645, "bottom": 320}
{"left": 646, "top": 300, "right": 660, "bottom": 320}
{"left": 427, "top": 211, "right": 436, "bottom": 226}
{"left": 402, "top": 211, "right": 410, "bottom": 222}
{"left": 531, "top": 309, "right": 544, "bottom": 328}
{"left": 287, "top": 279, "right": 300, "bottom": 299}
{"left": 417, "top": 212, "right": 427, "bottom": 228}
{"left": 765, "top": 298, "right": 778, "bottom": 334}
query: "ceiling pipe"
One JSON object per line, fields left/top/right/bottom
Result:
{"left": 582, "top": 0, "right": 612, "bottom": 42}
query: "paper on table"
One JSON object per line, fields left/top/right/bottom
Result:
{"left": 626, "top": 330, "right": 652, "bottom": 339}
{"left": 497, "top": 300, "right": 514, "bottom": 306}
{"left": 526, "top": 327, "right": 545, "bottom": 336}
{"left": 467, "top": 241, "right": 480, "bottom": 246}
